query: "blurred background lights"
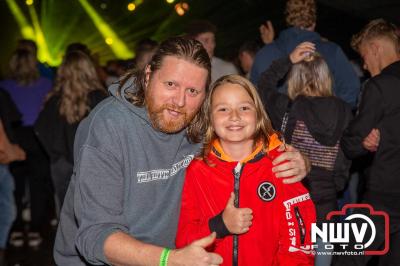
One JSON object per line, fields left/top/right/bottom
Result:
{"left": 100, "top": 3, "right": 107, "bottom": 9}
{"left": 25, "top": 0, "right": 33, "bottom": 6}
{"left": 127, "top": 3, "right": 136, "bottom": 11}
{"left": 105, "top": 37, "right": 113, "bottom": 45}
{"left": 174, "top": 2, "right": 189, "bottom": 16}
{"left": 166, "top": 0, "right": 175, "bottom": 4}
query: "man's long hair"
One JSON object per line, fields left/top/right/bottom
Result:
{"left": 118, "top": 36, "right": 211, "bottom": 143}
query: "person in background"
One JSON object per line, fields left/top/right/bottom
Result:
{"left": 251, "top": 0, "right": 360, "bottom": 108}
{"left": 35, "top": 50, "right": 107, "bottom": 213}
{"left": 0, "top": 88, "right": 26, "bottom": 266}
{"left": 258, "top": 42, "right": 353, "bottom": 265}
{"left": 0, "top": 48, "right": 53, "bottom": 248}
{"left": 133, "top": 38, "right": 159, "bottom": 70}
{"left": 238, "top": 41, "right": 261, "bottom": 78}
{"left": 104, "top": 60, "right": 127, "bottom": 86}
{"left": 185, "top": 20, "right": 238, "bottom": 83}
{"left": 176, "top": 74, "right": 316, "bottom": 266}
{"left": 17, "top": 39, "right": 54, "bottom": 80}
{"left": 335, "top": 18, "right": 400, "bottom": 266}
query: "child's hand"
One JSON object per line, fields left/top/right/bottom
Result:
{"left": 222, "top": 192, "right": 253, "bottom": 234}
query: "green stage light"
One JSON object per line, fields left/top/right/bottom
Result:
{"left": 28, "top": 4, "right": 58, "bottom": 65}
{"left": 78, "top": 0, "right": 134, "bottom": 59}
{"left": 5, "top": 0, "right": 35, "bottom": 39}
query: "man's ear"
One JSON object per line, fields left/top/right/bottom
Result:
{"left": 369, "top": 41, "right": 380, "bottom": 57}
{"left": 145, "top": 65, "right": 151, "bottom": 87}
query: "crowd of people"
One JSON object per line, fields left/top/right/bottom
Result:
{"left": 0, "top": 0, "right": 399, "bottom": 265}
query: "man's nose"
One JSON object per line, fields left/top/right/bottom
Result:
{"left": 173, "top": 88, "right": 186, "bottom": 107}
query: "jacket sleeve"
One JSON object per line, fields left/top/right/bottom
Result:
{"left": 257, "top": 57, "right": 291, "bottom": 130}
{"left": 331, "top": 46, "right": 361, "bottom": 108}
{"left": 250, "top": 43, "right": 283, "bottom": 85}
{"left": 72, "top": 117, "right": 129, "bottom": 265}
{"left": 341, "top": 80, "right": 384, "bottom": 159}
{"left": 175, "top": 165, "right": 215, "bottom": 248}
{"left": 276, "top": 180, "right": 316, "bottom": 266}
{"left": 333, "top": 104, "right": 353, "bottom": 192}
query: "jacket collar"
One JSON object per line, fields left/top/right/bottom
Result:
{"left": 210, "top": 133, "right": 282, "bottom": 163}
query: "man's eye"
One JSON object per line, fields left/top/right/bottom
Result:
{"left": 166, "top": 81, "right": 174, "bottom": 87}
{"left": 187, "top": 88, "right": 199, "bottom": 96}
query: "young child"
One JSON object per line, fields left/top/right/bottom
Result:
{"left": 175, "top": 75, "right": 315, "bottom": 266}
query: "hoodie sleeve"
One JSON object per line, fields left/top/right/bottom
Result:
{"left": 341, "top": 80, "right": 384, "bottom": 159}
{"left": 72, "top": 116, "right": 130, "bottom": 265}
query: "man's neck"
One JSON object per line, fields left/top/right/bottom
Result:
{"left": 378, "top": 53, "right": 400, "bottom": 75}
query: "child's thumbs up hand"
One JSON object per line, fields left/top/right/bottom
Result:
{"left": 222, "top": 192, "right": 253, "bottom": 234}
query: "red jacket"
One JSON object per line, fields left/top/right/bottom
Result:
{"left": 176, "top": 140, "right": 315, "bottom": 266}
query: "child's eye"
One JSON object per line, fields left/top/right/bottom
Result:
{"left": 217, "top": 108, "right": 227, "bottom": 112}
{"left": 240, "top": 106, "right": 251, "bottom": 111}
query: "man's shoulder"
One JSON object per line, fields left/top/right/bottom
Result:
{"left": 255, "top": 42, "right": 281, "bottom": 59}
{"left": 88, "top": 96, "right": 137, "bottom": 121}
{"left": 367, "top": 69, "right": 400, "bottom": 94}
{"left": 76, "top": 97, "right": 138, "bottom": 141}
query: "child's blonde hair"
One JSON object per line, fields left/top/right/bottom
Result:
{"left": 287, "top": 53, "right": 333, "bottom": 100}
{"left": 199, "top": 74, "right": 276, "bottom": 161}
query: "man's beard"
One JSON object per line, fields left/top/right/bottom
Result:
{"left": 146, "top": 97, "right": 198, "bottom": 134}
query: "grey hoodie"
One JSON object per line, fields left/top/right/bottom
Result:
{"left": 54, "top": 79, "right": 201, "bottom": 265}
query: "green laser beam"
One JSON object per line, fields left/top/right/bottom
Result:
{"left": 28, "top": 4, "right": 58, "bottom": 65}
{"left": 5, "top": 0, "right": 35, "bottom": 39}
{"left": 78, "top": 0, "right": 134, "bottom": 59}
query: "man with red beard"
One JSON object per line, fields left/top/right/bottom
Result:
{"left": 54, "top": 37, "right": 310, "bottom": 266}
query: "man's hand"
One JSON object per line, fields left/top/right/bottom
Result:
{"left": 272, "top": 144, "right": 309, "bottom": 184}
{"left": 259, "top": 20, "right": 275, "bottom": 44}
{"left": 169, "top": 233, "right": 223, "bottom": 266}
{"left": 289, "top": 42, "right": 316, "bottom": 64}
{"left": 362, "top": 128, "right": 380, "bottom": 152}
{"left": 222, "top": 192, "right": 253, "bottom": 234}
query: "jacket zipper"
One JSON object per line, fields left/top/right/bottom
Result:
{"left": 294, "top": 206, "right": 306, "bottom": 245}
{"left": 232, "top": 162, "right": 244, "bottom": 266}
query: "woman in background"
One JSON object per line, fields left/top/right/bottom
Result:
{"left": 35, "top": 50, "right": 107, "bottom": 213}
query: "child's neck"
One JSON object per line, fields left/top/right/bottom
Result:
{"left": 219, "top": 139, "right": 255, "bottom": 162}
